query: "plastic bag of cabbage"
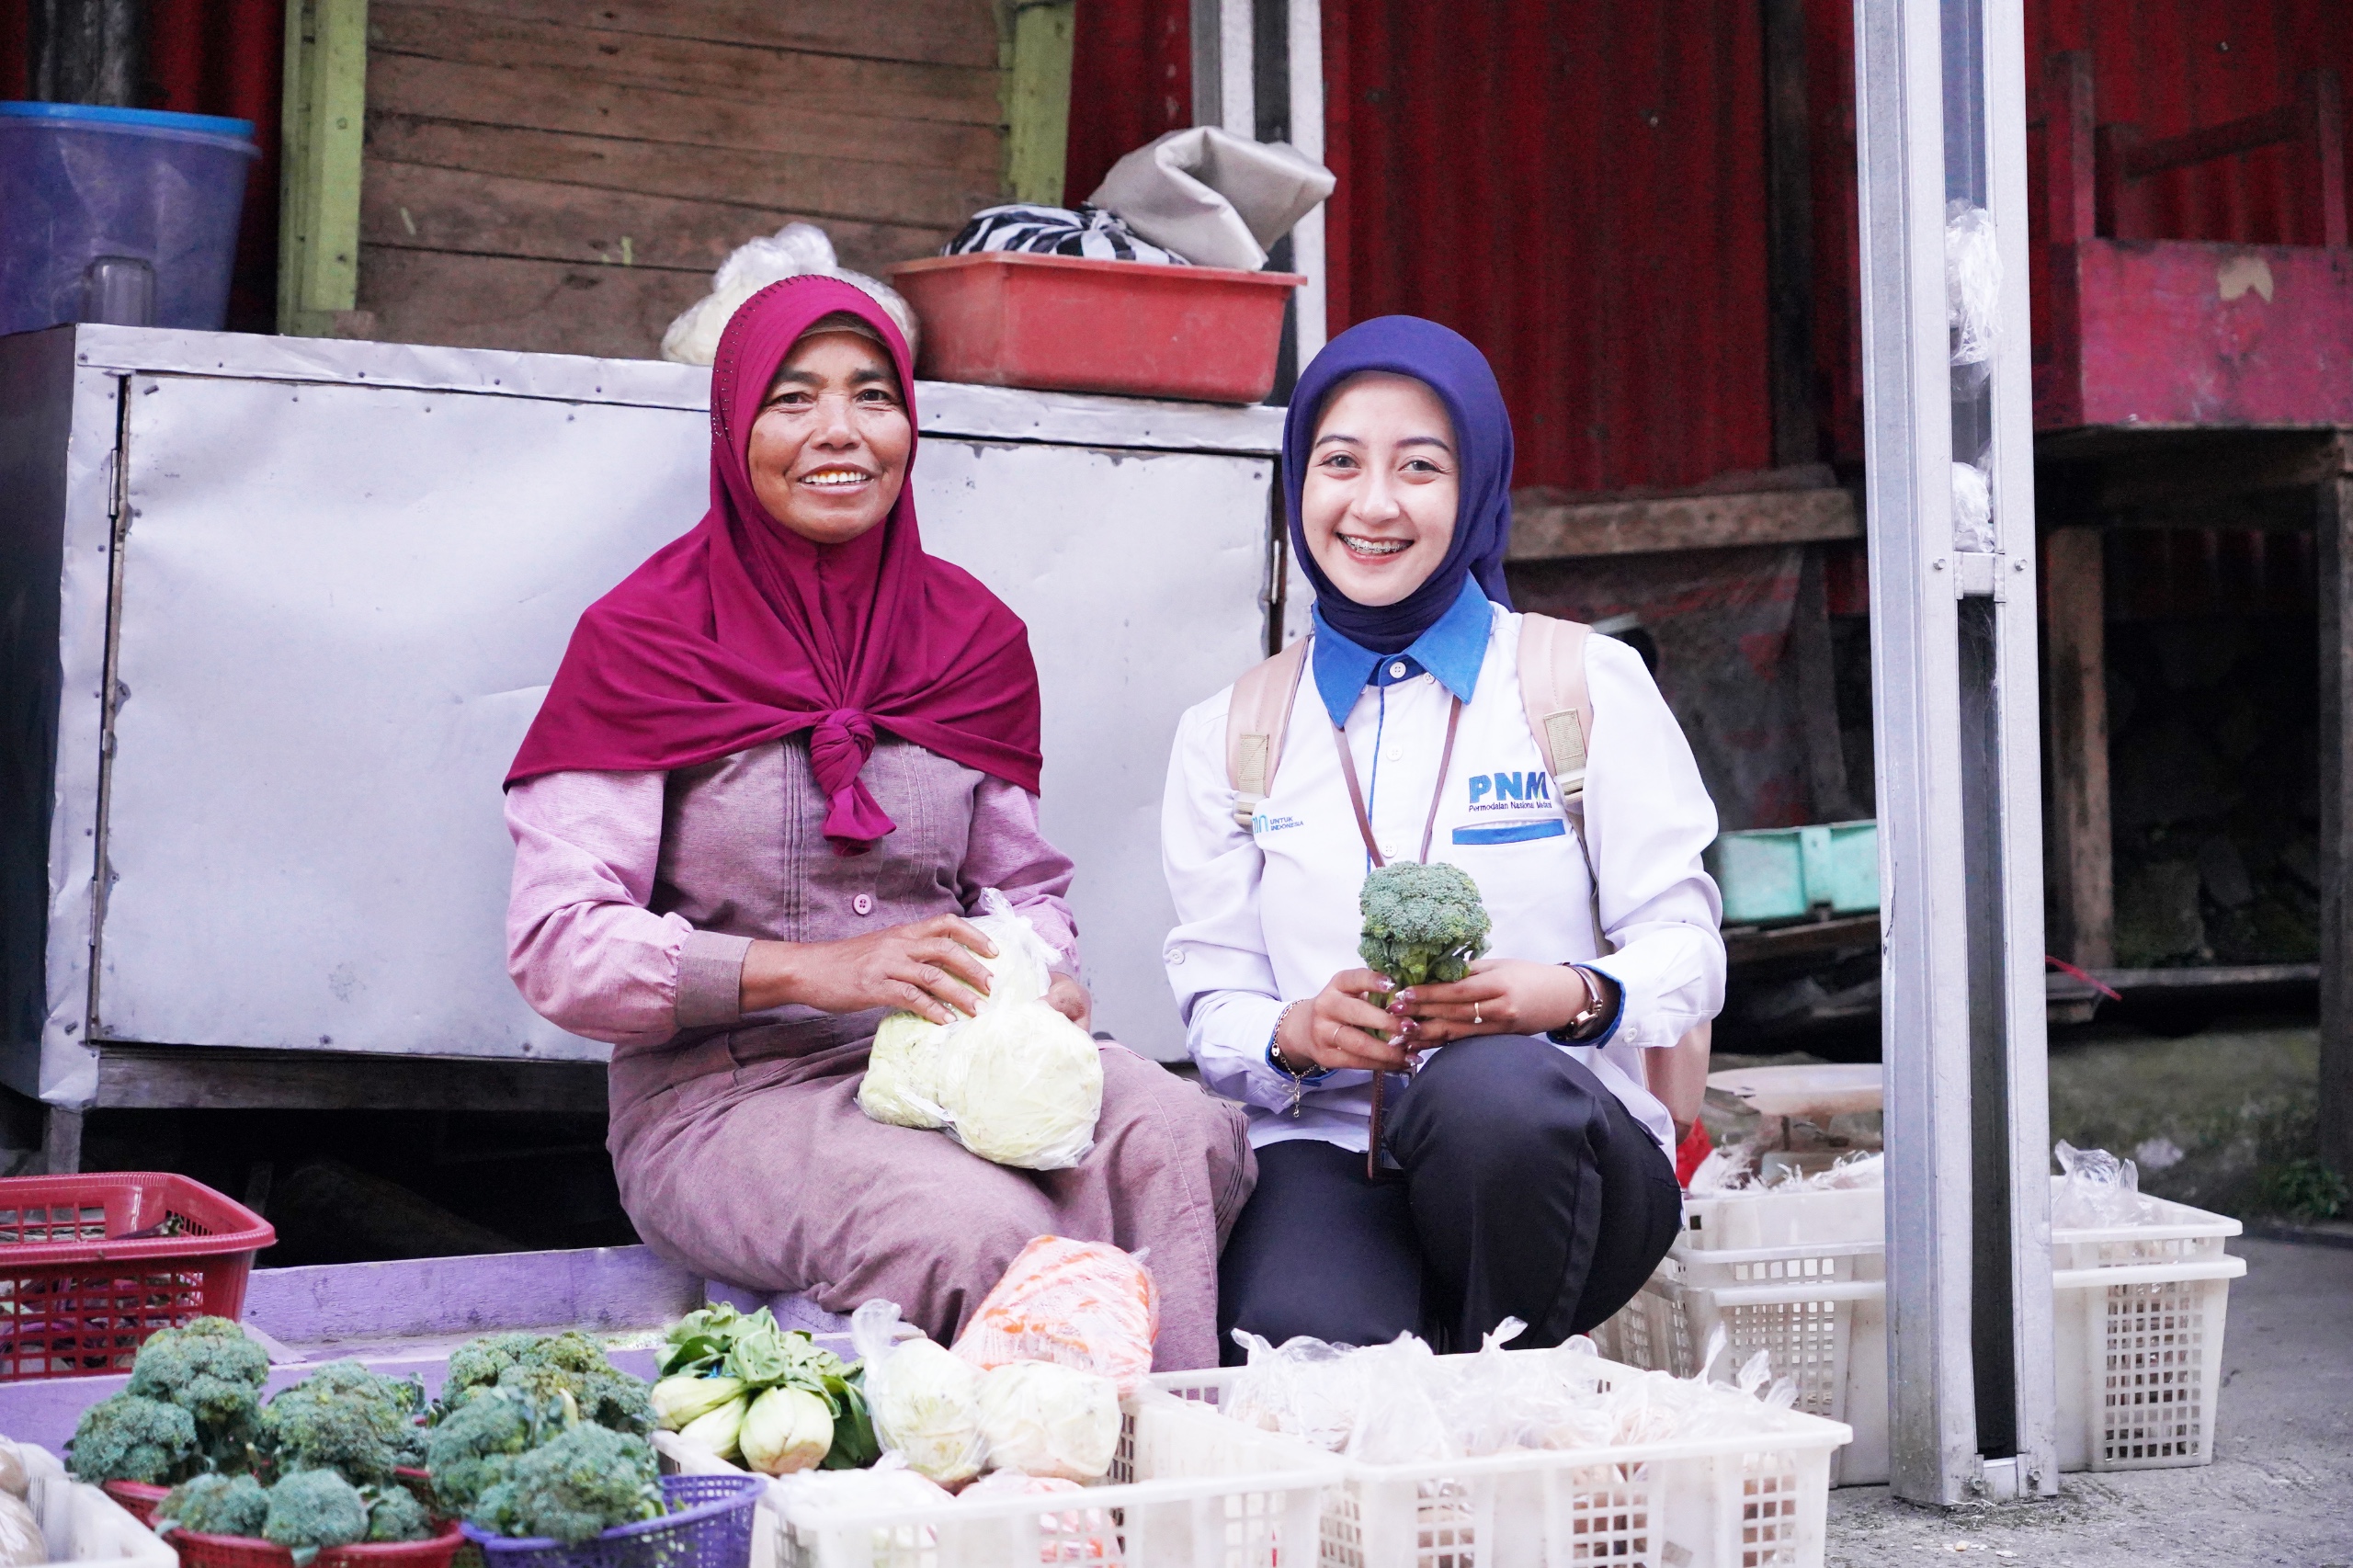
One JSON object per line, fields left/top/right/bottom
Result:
{"left": 857, "top": 888, "right": 1103, "bottom": 1170}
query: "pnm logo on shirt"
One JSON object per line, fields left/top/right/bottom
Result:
{"left": 1251, "top": 812, "right": 1305, "bottom": 835}
{"left": 1467, "top": 770, "right": 1552, "bottom": 812}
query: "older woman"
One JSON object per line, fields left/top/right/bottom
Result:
{"left": 506, "top": 278, "right": 1252, "bottom": 1368}
{"left": 1163, "top": 317, "right": 1722, "bottom": 1359}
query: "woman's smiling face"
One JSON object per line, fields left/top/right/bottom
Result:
{"left": 745, "top": 325, "right": 913, "bottom": 545}
{"left": 1300, "top": 372, "right": 1460, "bottom": 607}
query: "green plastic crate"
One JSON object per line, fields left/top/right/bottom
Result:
{"left": 1706, "top": 819, "right": 1880, "bottom": 926}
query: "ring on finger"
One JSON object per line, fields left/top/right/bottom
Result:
{"left": 1473, "top": 1002, "right": 1483, "bottom": 1025}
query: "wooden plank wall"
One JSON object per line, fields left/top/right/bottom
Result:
{"left": 355, "top": 0, "right": 1006, "bottom": 358}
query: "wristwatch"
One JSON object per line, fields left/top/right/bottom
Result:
{"left": 1546, "top": 965, "right": 1619, "bottom": 1044}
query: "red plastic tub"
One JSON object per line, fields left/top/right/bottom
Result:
{"left": 104, "top": 1481, "right": 169, "bottom": 1524}
{"left": 886, "top": 252, "right": 1306, "bottom": 404}
{"left": 0, "top": 1173, "right": 274, "bottom": 1380}
{"left": 171, "top": 1520, "right": 467, "bottom": 1568}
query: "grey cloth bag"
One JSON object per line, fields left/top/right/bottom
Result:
{"left": 1087, "top": 127, "right": 1336, "bottom": 271}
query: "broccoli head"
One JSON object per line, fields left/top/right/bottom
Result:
{"left": 259, "top": 1359, "right": 419, "bottom": 1487}
{"left": 125, "top": 1317, "right": 269, "bottom": 1465}
{"left": 263, "top": 1469, "right": 370, "bottom": 1555}
{"left": 517, "top": 1333, "right": 608, "bottom": 1377}
{"left": 439, "top": 1334, "right": 546, "bottom": 1404}
{"left": 68, "top": 1392, "right": 199, "bottom": 1484}
{"left": 423, "top": 1387, "right": 546, "bottom": 1517}
{"left": 1358, "top": 860, "right": 1492, "bottom": 988}
{"left": 472, "top": 1424, "right": 662, "bottom": 1544}
{"left": 158, "top": 1472, "right": 270, "bottom": 1538}
{"left": 363, "top": 1485, "right": 434, "bottom": 1543}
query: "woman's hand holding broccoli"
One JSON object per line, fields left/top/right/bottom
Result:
{"left": 1402, "top": 960, "right": 1601, "bottom": 1043}
{"left": 1277, "top": 970, "right": 1415, "bottom": 1074}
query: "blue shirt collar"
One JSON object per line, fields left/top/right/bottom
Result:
{"left": 1308, "top": 577, "right": 1494, "bottom": 726}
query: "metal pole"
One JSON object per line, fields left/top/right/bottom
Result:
{"left": 1190, "top": 0, "right": 1256, "bottom": 137}
{"left": 1853, "top": 0, "right": 2056, "bottom": 1505}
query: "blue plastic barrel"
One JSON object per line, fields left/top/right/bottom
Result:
{"left": 0, "top": 101, "right": 259, "bottom": 337}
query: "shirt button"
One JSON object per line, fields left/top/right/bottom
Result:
{"left": 1389, "top": 661, "right": 1408, "bottom": 679}
{"left": 852, "top": 893, "right": 873, "bottom": 916}
{"left": 1166, "top": 949, "right": 1187, "bottom": 966}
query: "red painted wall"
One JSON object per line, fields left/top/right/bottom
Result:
{"left": 0, "top": 0, "right": 281, "bottom": 332}
{"left": 1322, "top": 0, "right": 1772, "bottom": 493}
{"left": 1072, "top": 0, "right": 2353, "bottom": 488}
{"left": 1066, "top": 0, "right": 1193, "bottom": 203}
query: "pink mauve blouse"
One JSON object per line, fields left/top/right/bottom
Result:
{"left": 504, "top": 766, "right": 1079, "bottom": 1050}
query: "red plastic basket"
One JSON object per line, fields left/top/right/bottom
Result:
{"left": 0, "top": 1173, "right": 274, "bottom": 1380}
{"left": 886, "top": 251, "right": 1305, "bottom": 403}
{"left": 170, "top": 1520, "right": 466, "bottom": 1568}
{"left": 104, "top": 1480, "right": 169, "bottom": 1524}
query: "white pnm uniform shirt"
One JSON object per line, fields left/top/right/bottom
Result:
{"left": 1160, "top": 592, "right": 1726, "bottom": 1155}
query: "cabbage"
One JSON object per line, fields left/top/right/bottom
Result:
{"left": 858, "top": 891, "right": 1099, "bottom": 1171}
{"left": 975, "top": 1362, "right": 1120, "bottom": 1483}
{"left": 740, "top": 1386, "right": 834, "bottom": 1476}
{"left": 934, "top": 1003, "right": 1103, "bottom": 1170}
{"left": 853, "top": 1305, "right": 985, "bottom": 1485}
{"left": 858, "top": 1012, "right": 949, "bottom": 1129}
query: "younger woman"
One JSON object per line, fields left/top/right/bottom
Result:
{"left": 1162, "top": 317, "right": 1722, "bottom": 1358}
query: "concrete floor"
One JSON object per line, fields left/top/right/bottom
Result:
{"left": 1824, "top": 1235, "right": 2353, "bottom": 1566}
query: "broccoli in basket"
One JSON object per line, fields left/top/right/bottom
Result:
{"left": 68, "top": 1394, "right": 201, "bottom": 1485}
{"left": 1358, "top": 861, "right": 1492, "bottom": 991}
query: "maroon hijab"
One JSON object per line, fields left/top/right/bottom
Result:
{"left": 506, "top": 277, "right": 1042, "bottom": 853}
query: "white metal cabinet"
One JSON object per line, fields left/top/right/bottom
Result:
{"left": 0, "top": 325, "right": 1280, "bottom": 1108}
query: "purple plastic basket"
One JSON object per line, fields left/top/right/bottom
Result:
{"left": 459, "top": 1475, "right": 761, "bottom": 1568}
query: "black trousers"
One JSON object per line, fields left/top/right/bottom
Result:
{"left": 1217, "top": 1035, "right": 1683, "bottom": 1363}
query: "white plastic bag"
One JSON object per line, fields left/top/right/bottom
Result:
{"left": 660, "top": 222, "right": 918, "bottom": 367}
{"left": 1946, "top": 201, "right": 2002, "bottom": 366}
{"left": 974, "top": 1361, "right": 1121, "bottom": 1482}
{"left": 1951, "top": 460, "right": 1995, "bottom": 551}
{"left": 850, "top": 1301, "right": 987, "bottom": 1485}
{"left": 857, "top": 891, "right": 1100, "bottom": 1170}
{"left": 2053, "top": 1140, "right": 2154, "bottom": 1228}
{"left": 1087, "top": 127, "right": 1334, "bottom": 271}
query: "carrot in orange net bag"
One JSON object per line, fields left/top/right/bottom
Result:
{"left": 950, "top": 1236, "right": 1160, "bottom": 1392}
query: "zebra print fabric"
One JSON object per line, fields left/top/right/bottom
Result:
{"left": 944, "top": 204, "right": 1193, "bottom": 266}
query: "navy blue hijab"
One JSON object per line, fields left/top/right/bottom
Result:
{"left": 1282, "top": 316, "right": 1517, "bottom": 655}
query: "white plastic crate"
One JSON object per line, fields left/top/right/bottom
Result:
{"left": 656, "top": 1391, "right": 1339, "bottom": 1568}
{"left": 11, "top": 1441, "right": 176, "bottom": 1568}
{"left": 1151, "top": 1352, "right": 1851, "bottom": 1568}
{"left": 1591, "top": 1183, "right": 2247, "bottom": 1484}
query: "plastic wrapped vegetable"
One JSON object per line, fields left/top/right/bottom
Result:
{"left": 0, "top": 1447, "right": 23, "bottom": 1499}
{"left": 857, "top": 888, "right": 1099, "bottom": 1171}
{"left": 851, "top": 1302, "right": 985, "bottom": 1485}
{"left": 0, "top": 1493, "right": 40, "bottom": 1568}
{"left": 952, "top": 1237, "right": 1159, "bottom": 1393}
{"left": 974, "top": 1363, "right": 1120, "bottom": 1483}
{"left": 933, "top": 1004, "right": 1103, "bottom": 1170}
{"left": 858, "top": 1011, "right": 950, "bottom": 1129}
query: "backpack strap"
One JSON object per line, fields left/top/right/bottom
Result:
{"left": 1517, "top": 612, "right": 1595, "bottom": 803}
{"left": 1519, "top": 611, "right": 1711, "bottom": 1140}
{"left": 1224, "top": 637, "right": 1313, "bottom": 829}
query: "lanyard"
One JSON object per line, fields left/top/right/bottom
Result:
{"left": 1329, "top": 693, "right": 1462, "bottom": 1179}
